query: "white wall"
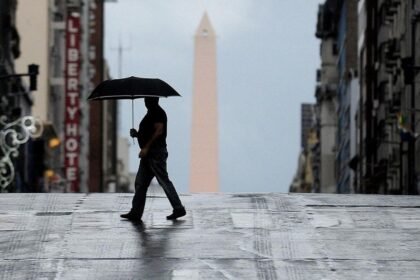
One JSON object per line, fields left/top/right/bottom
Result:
{"left": 15, "top": 0, "right": 50, "bottom": 121}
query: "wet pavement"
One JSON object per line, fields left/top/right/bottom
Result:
{"left": 1, "top": 192, "right": 420, "bottom": 279}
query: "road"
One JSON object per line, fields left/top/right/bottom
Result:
{"left": 1, "top": 192, "right": 420, "bottom": 279}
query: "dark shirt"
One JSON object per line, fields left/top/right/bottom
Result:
{"left": 138, "top": 106, "right": 167, "bottom": 150}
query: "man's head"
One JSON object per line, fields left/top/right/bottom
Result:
{"left": 144, "top": 97, "right": 159, "bottom": 109}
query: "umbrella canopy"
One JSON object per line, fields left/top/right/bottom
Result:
{"left": 88, "top": 76, "right": 181, "bottom": 137}
{"left": 87, "top": 76, "right": 181, "bottom": 100}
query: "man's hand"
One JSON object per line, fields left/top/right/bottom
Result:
{"left": 130, "top": 128, "right": 138, "bottom": 138}
{"left": 139, "top": 148, "right": 149, "bottom": 158}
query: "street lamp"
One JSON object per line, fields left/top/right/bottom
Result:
{"left": 0, "top": 64, "right": 39, "bottom": 90}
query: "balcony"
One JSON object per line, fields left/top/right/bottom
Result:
{"left": 315, "top": 1, "right": 338, "bottom": 39}
{"left": 315, "top": 84, "right": 337, "bottom": 102}
{"left": 385, "top": 39, "right": 400, "bottom": 73}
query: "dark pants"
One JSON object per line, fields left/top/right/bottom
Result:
{"left": 131, "top": 148, "right": 184, "bottom": 217}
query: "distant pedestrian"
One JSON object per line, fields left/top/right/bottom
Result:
{"left": 121, "top": 97, "right": 186, "bottom": 221}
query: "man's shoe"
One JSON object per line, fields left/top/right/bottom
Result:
{"left": 166, "top": 208, "right": 186, "bottom": 220}
{"left": 120, "top": 212, "right": 140, "bottom": 221}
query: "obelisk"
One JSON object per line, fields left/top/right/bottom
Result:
{"left": 190, "top": 12, "right": 219, "bottom": 192}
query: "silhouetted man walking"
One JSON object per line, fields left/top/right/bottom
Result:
{"left": 121, "top": 97, "right": 186, "bottom": 221}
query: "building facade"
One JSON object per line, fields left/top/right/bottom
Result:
{"left": 335, "top": 0, "right": 358, "bottom": 193}
{"left": 356, "top": 0, "right": 420, "bottom": 194}
{"left": 0, "top": 0, "right": 45, "bottom": 192}
{"left": 313, "top": 0, "right": 340, "bottom": 193}
{"left": 304, "top": 0, "right": 420, "bottom": 195}
{"left": 301, "top": 104, "right": 317, "bottom": 149}
{"left": 290, "top": 104, "right": 318, "bottom": 193}
{"left": 14, "top": 0, "right": 118, "bottom": 192}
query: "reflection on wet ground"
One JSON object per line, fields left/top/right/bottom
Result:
{"left": 1, "top": 193, "right": 420, "bottom": 279}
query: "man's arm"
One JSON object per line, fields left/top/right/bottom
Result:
{"left": 139, "top": 122, "right": 164, "bottom": 158}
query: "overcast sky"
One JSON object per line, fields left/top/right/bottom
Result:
{"left": 105, "top": 0, "right": 324, "bottom": 193}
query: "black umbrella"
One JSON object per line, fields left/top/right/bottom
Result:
{"left": 88, "top": 76, "right": 181, "bottom": 130}
{"left": 88, "top": 76, "right": 181, "bottom": 100}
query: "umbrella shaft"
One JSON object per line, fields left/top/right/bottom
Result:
{"left": 132, "top": 99, "right": 134, "bottom": 128}
{"left": 132, "top": 99, "right": 135, "bottom": 144}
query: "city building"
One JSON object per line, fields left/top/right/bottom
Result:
{"left": 190, "top": 12, "right": 219, "bottom": 192}
{"left": 15, "top": 0, "right": 65, "bottom": 192}
{"left": 313, "top": 0, "right": 340, "bottom": 193}
{"left": 0, "top": 0, "right": 46, "bottom": 192}
{"left": 87, "top": 0, "right": 118, "bottom": 193}
{"left": 356, "top": 0, "right": 420, "bottom": 194}
{"left": 335, "top": 0, "right": 358, "bottom": 193}
{"left": 301, "top": 103, "right": 317, "bottom": 149}
{"left": 305, "top": 0, "right": 358, "bottom": 194}
{"left": 293, "top": 0, "right": 359, "bottom": 194}
{"left": 290, "top": 103, "right": 317, "bottom": 193}
{"left": 14, "top": 0, "right": 118, "bottom": 192}
{"left": 297, "top": 0, "right": 420, "bottom": 195}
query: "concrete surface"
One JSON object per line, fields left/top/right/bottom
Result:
{"left": 1, "top": 193, "right": 420, "bottom": 279}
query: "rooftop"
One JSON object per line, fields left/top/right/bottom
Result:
{"left": 1, "top": 192, "right": 420, "bottom": 279}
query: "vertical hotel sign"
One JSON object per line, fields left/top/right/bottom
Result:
{"left": 64, "top": 12, "right": 81, "bottom": 192}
